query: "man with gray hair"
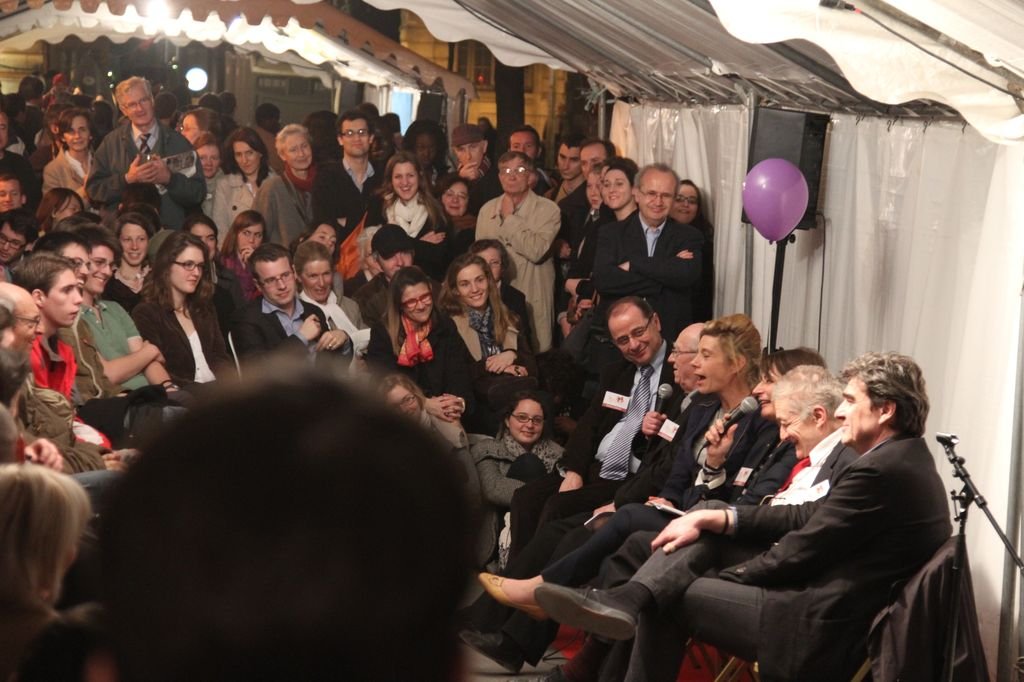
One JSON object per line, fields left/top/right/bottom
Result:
{"left": 768, "top": 364, "right": 857, "bottom": 505}
{"left": 534, "top": 352, "right": 950, "bottom": 681}
{"left": 592, "top": 162, "right": 704, "bottom": 358}
{"left": 88, "top": 76, "right": 205, "bottom": 228}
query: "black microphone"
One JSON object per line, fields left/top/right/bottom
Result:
{"left": 721, "top": 396, "right": 759, "bottom": 433}
{"left": 652, "top": 383, "right": 674, "bottom": 414}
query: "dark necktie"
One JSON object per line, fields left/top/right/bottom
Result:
{"left": 599, "top": 365, "right": 654, "bottom": 481}
{"left": 138, "top": 133, "right": 151, "bottom": 157}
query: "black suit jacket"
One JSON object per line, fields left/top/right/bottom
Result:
{"left": 592, "top": 213, "right": 704, "bottom": 341}
{"left": 233, "top": 297, "right": 330, "bottom": 359}
{"left": 724, "top": 436, "right": 951, "bottom": 680}
{"left": 559, "top": 343, "right": 681, "bottom": 481}
{"left": 312, "top": 160, "right": 384, "bottom": 242}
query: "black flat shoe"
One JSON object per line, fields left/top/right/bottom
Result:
{"left": 458, "top": 629, "right": 524, "bottom": 673}
{"left": 534, "top": 584, "right": 637, "bottom": 641}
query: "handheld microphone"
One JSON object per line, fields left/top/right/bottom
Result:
{"left": 652, "top": 383, "right": 674, "bottom": 414}
{"left": 721, "top": 396, "right": 759, "bottom": 432}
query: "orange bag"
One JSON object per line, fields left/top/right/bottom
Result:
{"left": 336, "top": 214, "right": 366, "bottom": 279}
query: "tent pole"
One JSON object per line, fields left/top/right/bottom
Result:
{"left": 997, "top": 271, "right": 1024, "bottom": 682}
{"left": 743, "top": 90, "right": 758, "bottom": 319}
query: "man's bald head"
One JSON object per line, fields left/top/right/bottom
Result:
{"left": 0, "top": 282, "right": 39, "bottom": 351}
{"left": 670, "top": 322, "right": 705, "bottom": 392}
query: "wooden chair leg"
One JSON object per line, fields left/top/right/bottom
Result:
{"left": 849, "top": 658, "right": 871, "bottom": 682}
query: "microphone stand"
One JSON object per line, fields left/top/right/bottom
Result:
{"left": 937, "top": 433, "right": 1024, "bottom": 682}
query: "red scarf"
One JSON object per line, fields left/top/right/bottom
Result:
{"left": 285, "top": 162, "right": 317, "bottom": 193}
{"left": 397, "top": 316, "right": 434, "bottom": 367}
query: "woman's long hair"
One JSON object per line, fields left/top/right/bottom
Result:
{"left": 219, "top": 210, "right": 265, "bottom": 261}
{"left": 379, "top": 151, "right": 448, "bottom": 230}
{"left": 142, "top": 231, "right": 215, "bottom": 317}
{"left": 441, "top": 253, "right": 519, "bottom": 342}
{"left": 384, "top": 266, "right": 439, "bottom": 356}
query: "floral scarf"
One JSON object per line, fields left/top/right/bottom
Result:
{"left": 397, "top": 315, "right": 434, "bottom": 367}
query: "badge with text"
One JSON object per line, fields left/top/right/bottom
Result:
{"left": 808, "top": 479, "right": 830, "bottom": 501}
{"left": 602, "top": 391, "right": 630, "bottom": 412}
{"left": 733, "top": 466, "right": 753, "bottom": 486}
{"left": 657, "top": 418, "right": 680, "bottom": 442}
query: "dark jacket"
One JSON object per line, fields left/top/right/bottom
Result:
{"left": 365, "top": 197, "right": 453, "bottom": 282}
{"left": 131, "top": 302, "right": 229, "bottom": 385}
{"left": 592, "top": 213, "right": 704, "bottom": 341}
{"left": 658, "top": 393, "right": 778, "bottom": 510}
{"left": 312, "top": 160, "right": 383, "bottom": 242}
{"left": 723, "top": 436, "right": 951, "bottom": 681}
{"left": 499, "top": 281, "right": 532, "bottom": 349}
{"left": 559, "top": 344, "right": 681, "bottom": 480}
{"left": 467, "top": 165, "right": 502, "bottom": 217}
{"left": 233, "top": 297, "right": 330, "bottom": 359}
{"left": 365, "top": 314, "right": 476, "bottom": 416}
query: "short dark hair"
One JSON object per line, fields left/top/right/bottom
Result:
{"left": 580, "top": 138, "right": 616, "bottom": 158}
{"left": 114, "top": 210, "right": 159, "bottom": 240}
{"left": 119, "top": 184, "right": 161, "bottom": 214}
{"left": 603, "top": 157, "right": 640, "bottom": 186}
{"left": 248, "top": 242, "right": 291, "bottom": 279}
{"left": 0, "top": 208, "right": 39, "bottom": 243}
{"left": 183, "top": 214, "right": 218, "bottom": 241}
{"left": 12, "top": 252, "right": 74, "bottom": 295}
{"left": 253, "top": 102, "right": 280, "bottom": 126}
{"left": 841, "top": 352, "right": 930, "bottom": 438}
{"left": 101, "top": 364, "right": 473, "bottom": 681}
{"left": 32, "top": 230, "right": 90, "bottom": 257}
{"left": 606, "top": 296, "right": 654, "bottom": 322}
{"left": 77, "top": 226, "right": 122, "bottom": 263}
{"left": 336, "top": 108, "right": 370, "bottom": 134}
{"left": 509, "top": 125, "right": 541, "bottom": 147}
{"left": 0, "top": 174, "right": 23, "bottom": 192}
{"left": 558, "top": 132, "right": 585, "bottom": 150}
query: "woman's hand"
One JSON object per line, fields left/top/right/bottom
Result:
{"left": 425, "top": 394, "right": 465, "bottom": 423}
{"left": 485, "top": 350, "right": 517, "bottom": 374}
{"left": 704, "top": 418, "right": 738, "bottom": 470}
{"left": 316, "top": 329, "right": 349, "bottom": 352}
{"left": 420, "top": 231, "right": 446, "bottom": 245}
{"left": 238, "top": 246, "right": 255, "bottom": 265}
{"left": 503, "top": 364, "right": 528, "bottom": 377}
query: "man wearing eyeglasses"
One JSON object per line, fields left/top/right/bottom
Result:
{"left": 235, "top": 243, "right": 346, "bottom": 361}
{"left": 592, "top": 162, "right": 704, "bottom": 354}
{"left": 88, "top": 76, "right": 205, "bottom": 229}
{"left": 0, "top": 208, "right": 38, "bottom": 282}
{"left": 476, "top": 151, "right": 561, "bottom": 353}
{"left": 503, "top": 296, "right": 685, "bottom": 557}
{"left": 311, "top": 110, "right": 384, "bottom": 241}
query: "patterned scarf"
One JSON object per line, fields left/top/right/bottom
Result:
{"left": 284, "top": 162, "right": 317, "bottom": 193}
{"left": 397, "top": 315, "right": 434, "bottom": 367}
{"left": 467, "top": 304, "right": 501, "bottom": 358}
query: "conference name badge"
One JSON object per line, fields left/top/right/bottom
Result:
{"left": 657, "top": 418, "right": 680, "bottom": 442}
{"left": 733, "top": 466, "right": 753, "bottom": 486}
{"left": 602, "top": 392, "right": 630, "bottom": 412}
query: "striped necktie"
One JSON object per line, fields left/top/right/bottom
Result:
{"left": 599, "top": 364, "right": 654, "bottom": 481}
{"left": 138, "top": 132, "right": 151, "bottom": 156}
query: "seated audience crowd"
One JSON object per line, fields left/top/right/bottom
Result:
{"left": 0, "top": 75, "right": 960, "bottom": 682}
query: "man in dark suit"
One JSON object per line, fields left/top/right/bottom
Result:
{"left": 311, "top": 109, "right": 383, "bottom": 242}
{"left": 506, "top": 296, "right": 684, "bottom": 558}
{"left": 534, "top": 352, "right": 951, "bottom": 682}
{"left": 234, "top": 244, "right": 349, "bottom": 361}
{"left": 591, "top": 162, "right": 704, "bottom": 352}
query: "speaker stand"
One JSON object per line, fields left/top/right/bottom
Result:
{"left": 768, "top": 232, "right": 797, "bottom": 352}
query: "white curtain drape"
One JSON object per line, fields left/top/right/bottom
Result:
{"left": 611, "top": 104, "right": 1024, "bottom": 671}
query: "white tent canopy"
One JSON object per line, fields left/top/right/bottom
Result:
{"left": 372, "top": 0, "right": 1024, "bottom": 676}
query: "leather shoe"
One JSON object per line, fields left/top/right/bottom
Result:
{"left": 534, "top": 584, "right": 637, "bottom": 641}
{"left": 477, "top": 572, "right": 548, "bottom": 620}
{"left": 458, "top": 629, "right": 524, "bottom": 673}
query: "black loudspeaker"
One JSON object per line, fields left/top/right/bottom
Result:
{"left": 745, "top": 107, "right": 830, "bottom": 230}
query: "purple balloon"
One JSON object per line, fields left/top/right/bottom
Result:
{"left": 742, "top": 158, "right": 810, "bottom": 241}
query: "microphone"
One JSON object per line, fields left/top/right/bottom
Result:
{"left": 652, "top": 383, "right": 674, "bottom": 414}
{"left": 721, "top": 396, "right": 759, "bottom": 433}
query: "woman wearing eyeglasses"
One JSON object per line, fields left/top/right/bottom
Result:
{"left": 366, "top": 265, "right": 475, "bottom": 426}
{"left": 132, "top": 232, "right": 229, "bottom": 387}
{"left": 219, "top": 210, "right": 265, "bottom": 302}
{"left": 470, "top": 391, "right": 562, "bottom": 568}
{"left": 670, "top": 178, "right": 715, "bottom": 322}
{"left": 365, "top": 151, "right": 453, "bottom": 282}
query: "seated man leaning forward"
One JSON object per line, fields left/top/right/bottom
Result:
{"left": 534, "top": 351, "right": 951, "bottom": 682}
{"left": 233, "top": 243, "right": 348, "bottom": 361}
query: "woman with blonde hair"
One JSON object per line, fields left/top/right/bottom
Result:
{"left": 0, "top": 464, "right": 92, "bottom": 679}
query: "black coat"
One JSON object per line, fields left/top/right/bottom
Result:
{"left": 311, "top": 160, "right": 384, "bottom": 241}
{"left": 592, "top": 213, "right": 704, "bottom": 341}
{"left": 233, "top": 297, "right": 330, "bottom": 360}
{"left": 725, "top": 436, "right": 952, "bottom": 680}
{"left": 365, "top": 197, "right": 453, "bottom": 282}
{"left": 365, "top": 314, "right": 476, "bottom": 416}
